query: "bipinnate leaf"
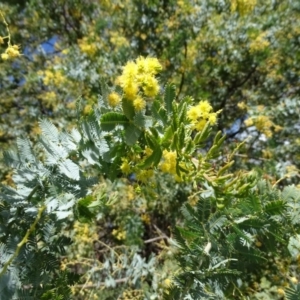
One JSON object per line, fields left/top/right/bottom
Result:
{"left": 100, "top": 112, "right": 129, "bottom": 131}
{"left": 58, "top": 159, "right": 80, "bottom": 180}
{"left": 125, "top": 124, "right": 142, "bottom": 146}
{"left": 285, "top": 284, "right": 300, "bottom": 300}
{"left": 39, "top": 119, "right": 59, "bottom": 142}
{"left": 122, "top": 98, "right": 135, "bottom": 120}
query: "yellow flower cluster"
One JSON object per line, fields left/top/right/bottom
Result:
{"left": 78, "top": 37, "right": 98, "bottom": 56}
{"left": 249, "top": 32, "right": 270, "bottom": 53}
{"left": 1, "top": 44, "right": 21, "bottom": 60}
{"left": 121, "top": 289, "right": 144, "bottom": 300}
{"left": 277, "top": 288, "right": 285, "bottom": 296}
{"left": 38, "top": 91, "right": 57, "bottom": 109}
{"left": 109, "top": 31, "right": 129, "bottom": 48}
{"left": 112, "top": 228, "right": 126, "bottom": 240}
{"left": 255, "top": 116, "right": 273, "bottom": 137}
{"left": 39, "top": 69, "right": 66, "bottom": 87}
{"left": 120, "top": 158, "right": 131, "bottom": 174}
{"left": 66, "top": 221, "right": 98, "bottom": 258}
{"left": 160, "top": 150, "right": 177, "bottom": 175}
{"left": 108, "top": 92, "right": 121, "bottom": 107}
{"left": 237, "top": 101, "right": 248, "bottom": 110}
{"left": 144, "top": 146, "right": 153, "bottom": 158}
{"left": 231, "top": 0, "right": 257, "bottom": 15}
{"left": 136, "top": 169, "right": 154, "bottom": 183}
{"left": 245, "top": 115, "right": 282, "bottom": 138}
{"left": 187, "top": 100, "right": 220, "bottom": 131}
{"left": 117, "top": 56, "right": 162, "bottom": 111}
{"left": 0, "top": 13, "right": 21, "bottom": 60}
{"left": 140, "top": 213, "right": 151, "bottom": 224}
{"left": 164, "top": 278, "right": 172, "bottom": 288}
{"left": 83, "top": 104, "right": 93, "bottom": 115}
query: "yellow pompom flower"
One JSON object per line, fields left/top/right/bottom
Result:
{"left": 290, "top": 277, "right": 298, "bottom": 284}
{"left": 2, "top": 45, "right": 21, "bottom": 60}
{"left": 194, "top": 119, "right": 207, "bottom": 131}
{"left": 208, "top": 113, "right": 217, "bottom": 125}
{"left": 122, "top": 61, "right": 138, "bottom": 78}
{"left": 133, "top": 96, "right": 146, "bottom": 111}
{"left": 187, "top": 100, "right": 212, "bottom": 121}
{"left": 142, "top": 75, "right": 160, "bottom": 97}
{"left": 123, "top": 82, "right": 139, "bottom": 100}
{"left": 164, "top": 278, "right": 172, "bottom": 288}
{"left": 117, "top": 57, "right": 162, "bottom": 102}
{"left": 186, "top": 106, "right": 199, "bottom": 121}
{"left": 244, "top": 117, "right": 253, "bottom": 127}
{"left": 144, "top": 146, "right": 153, "bottom": 157}
{"left": 147, "top": 57, "right": 162, "bottom": 74}
{"left": 136, "top": 56, "right": 149, "bottom": 74}
{"left": 187, "top": 100, "right": 219, "bottom": 131}
{"left": 198, "top": 100, "right": 212, "bottom": 116}
{"left": 6, "top": 45, "right": 21, "bottom": 58}
{"left": 160, "top": 150, "right": 177, "bottom": 174}
{"left": 108, "top": 92, "right": 121, "bottom": 107}
{"left": 83, "top": 104, "right": 93, "bottom": 115}
{"left": 1, "top": 52, "right": 9, "bottom": 60}
{"left": 277, "top": 288, "right": 285, "bottom": 296}
{"left": 136, "top": 56, "right": 162, "bottom": 75}
{"left": 120, "top": 158, "right": 131, "bottom": 174}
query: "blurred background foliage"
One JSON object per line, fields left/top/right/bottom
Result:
{"left": 0, "top": 0, "right": 300, "bottom": 299}
{"left": 1, "top": 0, "right": 300, "bottom": 183}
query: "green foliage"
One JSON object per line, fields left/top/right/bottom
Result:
{"left": 166, "top": 179, "right": 291, "bottom": 298}
{"left": 285, "top": 284, "right": 300, "bottom": 300}
{"left": 1, "top": 0, "right": 300, "bottom": 299}
{"left": 1, "top": 59, "right": 300, "bottom": 298}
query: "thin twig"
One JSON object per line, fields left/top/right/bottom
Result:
{"left": 0, "top": 10, "right": 11, "bottom": 46}
{"left": 234, "top": 153, "right": 269, "bottom": 162}
{"left": 144, "top": 235, "right": 169, "bottom": 244}
{"left": 73, "top": 277, "right": 129, "bottom": 289}
{"left": 0, "top": 205, "right": 46, "bottom": 278}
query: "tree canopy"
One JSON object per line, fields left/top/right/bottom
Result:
{"left": 0, "top": 0, "right": 300, "bottom": 299}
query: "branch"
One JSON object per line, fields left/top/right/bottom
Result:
{"left": 0, "top": 10, "right": 11, "bottom": 45}
{"left": 73, "top": 277, "right": 129, "bottom": 289}
{"left": 217, "top": 65, "right": 257, "bottom": 132}
{"left": 218, "top": 65, "right": 257, "bottom": 112}
{"left": 144, "top": 235, "right": 169, "bottom": 244}
{"left": 0, "top": 205, "right": 46, "bottom": 278}
{"left": 234, "top": 153, "right": 269, "bottom": 162}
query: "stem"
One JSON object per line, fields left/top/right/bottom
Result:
{"left": 0, "top": 10, "right": 11, "bottom": 46}
{"left": 272, "top": 175, "right": 288, "bottom": 188}
{"left": 144, "top": 235, "right": 168, "bottom": 244}
{"left": 73, "top": 277, "right": 129, "bottom": 289}
{"left": 0, "top": 205, "right": 46, "bottom": 278}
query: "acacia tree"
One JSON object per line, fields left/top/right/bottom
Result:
{"left": 1, "top": 0, "right": 300, "bottom": 181}
{"left": 1, "top": 0, "right": 300, "bottom": 299}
